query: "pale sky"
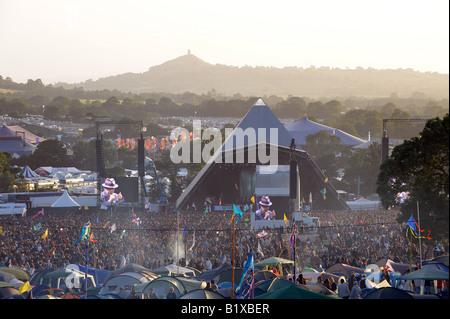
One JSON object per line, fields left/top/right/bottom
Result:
{"left": 1, "top": 0, "right": 448, "bottom": 84}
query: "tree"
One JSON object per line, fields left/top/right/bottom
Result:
{"left": 345, "top": 142, "right": 382, "bottom": 195}
{"left": 28, "top": 140, "right": 72, "bottom": 168}
{"left": 0, "top": 152, "right": 21, "bottom": 192}
{"left": 376, "top": 113, "right": 449, "bottom": 239}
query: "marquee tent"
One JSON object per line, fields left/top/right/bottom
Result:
{"left": 21, "top": 165, "right": 39, "bottom": 178}
{"left": 398, "top": 267, "right": 449, "bottom": 281}
{"left": 285, "top": 116, "right": 367, "bottom": 147}
{"left": 50, "top": 190, "right": 80, "bottom": 207}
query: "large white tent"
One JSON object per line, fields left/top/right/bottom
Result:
{"left": 50, "top": 190, "right": 80, "bottom": 207}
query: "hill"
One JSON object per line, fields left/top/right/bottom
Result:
{"left": 58, "top": 54, "right": 449, "bottom": 99}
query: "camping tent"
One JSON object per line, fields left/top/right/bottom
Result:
{"left": 50, "top": 190, "right": 80, "bottom": 207}
{"left": 134, "top": 276, "right": 206, "bottom": 298}
{"left": 285, "top": 116, "right": 367, "bottom": 147}
{"left": 363, "top": 287, "right": 413, "bottom": 299}
{"left": 179, "top": 289, "right": 225, "bottom": 299}
{"left": 73, "top": 264, "right": 111, "bottom": 286}
{"left": 325, "top": 263, "right": 365, "bottom": 278}
{"left": 102, "top": 263, "right": 154, "bottom": 283}
{"left": 99, "top": 271, "right": 156, "bottom": 294}
{"left": 151, "top": 264, "right": 197, "bottom": 277}
{"left": 198, "top": 265, "right": 244, "bottom": 285}
{"left": 255, "top": 283, "right": 340, "bottom": 299}
{"left": 40, "top": 267, "right": 95, "bottom": 289}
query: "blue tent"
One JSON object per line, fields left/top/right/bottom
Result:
{"left": 74, "top": 264, "right": 111, "bottom": 285}
{"left": 21, "top": 165, "right": 39, "bottom": 178}
{"left": 285, "top": 116, "right": 367, "bottom": 147}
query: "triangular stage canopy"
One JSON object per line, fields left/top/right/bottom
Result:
{"left": 175, "top": 98, "right": 349, "bottom": 212}
{"left": 285, "top": 116, "right": 367, "bottom": 146}
{"left": 225, "top": 98, "right": 296, "bottom": 149}
{"left": 51, "top": 191, "right": 80, "bottom": 207}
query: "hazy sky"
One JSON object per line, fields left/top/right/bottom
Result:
{"left": 1, "top": 0, "right": 448, "bottom": 84}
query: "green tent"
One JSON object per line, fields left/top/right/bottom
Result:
{"left": 255, "top": 284, "right": 340, "bottom": 299}
{"left": 398, "top": 267, "right": 449, "bottom": 281}
{"left": 134, "top": 276, "right": 206, "bottom": 298}
{"left": 0, "top": 266, "right": 30, "bottom": 281}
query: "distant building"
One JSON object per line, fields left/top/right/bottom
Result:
{"left": 0, "top": 124, "right": 42, "bottom": 157}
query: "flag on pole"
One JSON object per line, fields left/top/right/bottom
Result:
{"left": 407, "top": 215, "right": 431, "bottom": 239}
{"left": 320, "top": 188, "right": 326, "bottom": 200}
{"left": 257, "top": 240, "right": 264, "bottom": 257}
{"left": 41, "top": 228, "right": 48, "bottom": 240}
{"left": 89, "top": 231, "right": 97, "bottom": 242}
{"left": 290, "top": 224, "right": 296, "bottom": 248}
{"left": 73, "top": 221, "right": 91, "bottom": 243}
{"left": 189, "top": 230, "right": 196, "bottom": 251}
{"left": 250, "top": 196, "right": 255, "bottom": 204}
{"left": 309, "top": 192, "right": 312, "bottom": 204}
{"left": 235, "top": 251, "right": 254, "bottom": 293}
{"left": 233, "top": 204, "right": 243, "bottom": 224}
{"left": 103, "top": 221, "right": 110, "bottom": 229}
{"left": 284, "top": 214, "right": 288, "bottom": 228}
{"left": 120, "top": 230, "right": 126, "bottom": 238}
{"left": 32, "top": 209, "right": 44, "bottom": 219}
{"left": 110, "top": 223, "right": 117, "bottom": 233}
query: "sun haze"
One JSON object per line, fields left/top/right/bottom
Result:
{"left": 0, "top": 0, "right": 448, "bottom": 84}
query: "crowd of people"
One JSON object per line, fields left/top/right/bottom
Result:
{"left": 0, "top": 207, "right": 448, "bottom": 281}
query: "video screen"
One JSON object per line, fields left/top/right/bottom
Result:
{"left": 99, "top": 177, "right": 138, "bottom": 209}
{"left": 253, "top": 195, "right": 291, "bottom": 221}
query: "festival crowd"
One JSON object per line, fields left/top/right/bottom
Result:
{"left": 0, "top": 207, "right": 448, "bottom": 280}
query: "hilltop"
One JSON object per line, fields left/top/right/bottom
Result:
{"left": 57, "top": 54, "right": 448, "bottom": 99}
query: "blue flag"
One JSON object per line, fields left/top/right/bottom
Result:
{"left": 235, "top": 251, "right": 254, "bottom": 293}
{"left": 406, "top": 215, "right": 417, "bottom": 236}
{"left": 233, "top": 204, "right": 243, "bottom": 224}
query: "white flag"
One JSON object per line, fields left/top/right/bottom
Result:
{"left": 110, "top": 223, "right": 116, "bottom": 233}
{"left": 257, "top": 240, "right": 264, "bottom": 257}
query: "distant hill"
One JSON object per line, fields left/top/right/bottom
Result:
{"left": 58, "top": 54, "right": 449, "bottom": 99}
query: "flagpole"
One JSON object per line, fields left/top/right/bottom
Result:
{"left": 176, "top": 209, "right": 179, "bottom": 274}
{"left": 417, "top": 201, "right": 422, "bottom": 267}
{"left": 85, "top": 237, "right": 88, "bottom": 299}
{"left": 231, "top": 214, "right": 235, "bottom": 299}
